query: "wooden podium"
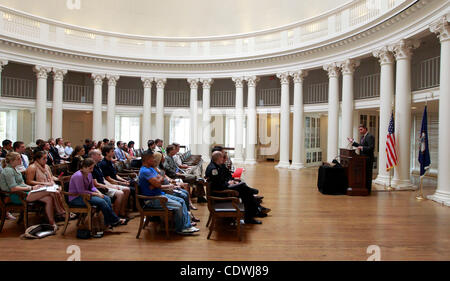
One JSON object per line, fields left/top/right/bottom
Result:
{"left": 340, "top": 148, "right": 369, "bottom": 196}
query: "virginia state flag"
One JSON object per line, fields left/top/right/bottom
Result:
{"left": 418, "top": 106, "right": 431, "bottom": 176}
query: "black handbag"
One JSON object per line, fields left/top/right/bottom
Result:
{"left": 76, "top": 228, "right": 91, "bottom": 239}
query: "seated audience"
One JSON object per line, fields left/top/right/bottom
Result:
{"left": 69, "top": 145, "right": 85, "bottom": 173}
{"left": 154, "top": 139, "right": 165, "bottom": 154}
{"left": 68, "top": 158, "right": 127, "bottom": 228}
{"left": 64, "top": 141, "right": 73, "bottom": 157}
{"left": 206, "top": 151, "right": 270, "bottom": 224}
{"left": 99, "top": 145, "right": 132, "bottom": 187}
{"left": 83, "top": 139, "right": 92, "bottom": 158}
{"left": 55, "top": 138, "right": 69, "bottom": 161}
{"left": 115, "top": 141, "right": 128, "bottom": 163}
{"left": 1, "top": 139, "right": 12, "bottom": 158}
{"left": 25, "top": 151, "right": 72, "bottom": 221}
{"left": 164, "top": 145, "right": 206, "bottom": 203}
{"left": 33, "top": 139, "right": 45, "bottom": 154}
{"left": 127, "top": 141, "right": 135, "bottom": 157}
{"left": 0, "top": 152, "right": 62, "bottom": 229}
{"left": 47, "top": 138, "right": 62, "bottom": 164}
{"left": 138, "top": 151, "right": 198, "bottom": 235}
{"left": 146, "top": 140, "right": 156, "bottom": 153}
{"left": 13, "top": 141, "right": 29, "bottom": 172}
{"left": 89, "top": 149, "right": 130, "bottom": 218}
{"left": 172, "top": 142, "right": 202, "bottom": 177}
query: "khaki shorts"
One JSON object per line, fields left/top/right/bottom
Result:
{"left": 105, "top": 185, "right": 128, "bottom": 198}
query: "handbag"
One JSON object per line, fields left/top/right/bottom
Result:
{"left": 76, "top": 228, "right": 91, "bottom": 239}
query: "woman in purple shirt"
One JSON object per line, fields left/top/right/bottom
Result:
{"left": 69, "top": 158, "right": 127, "bottom": 227}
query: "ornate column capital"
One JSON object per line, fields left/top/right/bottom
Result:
{"left": 389, "top": 39, "right": 420, "bottom": 60}
{"left": 323, "top": 63, "right": 340, "bottom": 78}
{"left": 201, "top": 78, "right": 214, "bottom": 89}
{"left": 33, "top": 66, "right": 51, "bottom": 79}
{"left": 155, "top": 78, "right": 167, "bottom": 89}
{"left": 339, "top": 59, "right": 360, "bottom": 75}
{"left": 91, "top": 73, "right": 105, "bottom": 85}
{"left": 289, "top": 70, "right": 308, "bottom": 83}
{"left": 372, "top": 46, "right": 395, "bottom": 65}
{"left": 106, "top": 74, "right": 120, "bottom": 87}
{"left": 430, "top": 16, "right": 450, "bottom": 42}
{"left": 52, "top": 68, "right": 67, "bottom": 81}
{"left": 187, "top": 78, "right": 200, "bottom": 89}
{"left": 244, "top": 76, "right": 260, "bottom": 87}
{"left": 232, "top": 77, "right": 244, "bottom": 88}
{"left": 0, "top": 59, "right": 8, "bottom": 72}
{"left": 141, "top": 77, "right": 154, "bottom": 88}
{"left": 276, "top": 72, "right": 290, "bottom": 85}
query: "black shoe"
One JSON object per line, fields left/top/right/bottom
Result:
{"left": 255, "top": 212, "right": 267, "bottom": 218}
{"left": 258, "top": 206, "right": 271, "bottom": 214}
{"left": 244, "top": 218, "right": 262, "bottom": 224}
{"left": 197, "top": 196, "right": 207, "bottom": 203}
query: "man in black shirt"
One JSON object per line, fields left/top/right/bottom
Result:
{"left": 205, "top": 151, "right": 270, "bottom": 224}
{"left": 1, "top": 139, "right": 12, "bottom": 158}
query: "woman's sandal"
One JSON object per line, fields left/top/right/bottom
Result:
{"left": 112, "top": 218, "right": 130, "bottom": 227}
{"left": 190, "top": 204, "right": 198, "bottom": 210}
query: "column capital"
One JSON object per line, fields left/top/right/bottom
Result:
{"left": 339, "top": 59, "right": 360, "bottom": 75}
{"left": 106, "top": 74, "right": 120, "bottom": 87}
{"left": 141, "top": 77, "right": 154, "bottom": 88}
{"left": 232, "top": 77, "right": 244, "bottom": 88}
{"left": 155, "top": 78, "right": 167, "bottom": 89}
{"left": 289, "top": 70, "right": 308, "bottom": 83}
{"left": 0, "top": 59, "right": 8, "bottom": 72}
{"left": 389, "top": 39, "right": 420, "bottom": 60}
{"left": 187, "top": 78, "right": 200, "bottom": 89}
{"left": 276, "top": 72, "right": 290, "bottom": 85}
{"left": 323, "top": 63, "right": 340, "bottom": 78}
{"left": 201, "top": 78, "right": 214, "bottom": 89}
{"left": 372, "top": 46, "right": 395, "bottom": 65}
{"left": 52, "top": 68, "right": 67, "bottom": 81}
{"left": 91, "top": 73, "right": 105, "bottom": 85}
{"left": 33, "top": 66, "right": 51, "bottom": 79}
{"left": 430, "top": 16, "right": 450, "bottom": 42}
{"left": 244, "top": 76, "right": 260, "bottom": 87}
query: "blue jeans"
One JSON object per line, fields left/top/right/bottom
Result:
{"left": 70, "top": 195, "right": 120, "bottom": 226}
{"left": 172, "top": 188, "right": 190, "bottom": 211}
{"left": 144, "top": 193, "right": 191, "bottom": 232}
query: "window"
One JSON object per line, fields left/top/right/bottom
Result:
{"left": 225, "top": 117, "right": 246, "bottom": 149}
{"left": 170, "top": 117, "right": 190, "bottom": 147}
{"left": 115, "top": 116, "right": 140, "bottom": 148}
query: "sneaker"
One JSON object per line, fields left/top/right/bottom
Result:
{"left": 6, "top": 212, "right": 16, "bottom": 220}
{"left": 188, "top": 226, "right": 200, "bottom": 232}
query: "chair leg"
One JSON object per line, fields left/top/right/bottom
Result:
{"left": 87, "top": 213, "right": 92, "bottom": 234}
{"left": 236, "top": 217, "right": 241, "bottom": 241}
{"left": 76, "top": 214, "right": 84, "bottom": 226}
{"left": 23, "top": 208, "right": 28, "bottom": 229}
{"left": 62, "top": 212, "right": 70, "bottom": 235}
{"left": 165, "top": 215, "right": 169, "bottom": 239}
{"left": 17, "top": 211, "right": 24, "bottom": 224}
{"left": 0, "top": 209, "right": 6, "bottom": 233}
{"left": 143, "top": 216, "right": 150, "bottom": 229}
{"left": 206, "top": 214, "right": 211, "bottom": 227}
{"left": 207, "top": 217, "right": 215, "bottom": 240}
{"left": 136, "top": 215, "right": 144, "bottom": 239}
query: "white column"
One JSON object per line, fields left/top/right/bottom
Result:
{"left": 141, "top": 77, "right": 153, "bottom": 148}
{"left": 245, "top": 76, "right": 259, "bottom": 165}
{"left": 155, "top": 78, "right": 166, "bottom": 139}
{"left": 232, "top": 77, "right": 245, "bottom": 163}
{"left": 51, "top": 68, "right": 67, "bottom": 138}
{"left": 0, "top": 60, "right": 8, "bottom": 96}
{"left": 323, "top": 63, "right": 340, "bottom": 162}
{"left": 372, "top": 47, "right": 395, "bottom": 187}
{"left": 391, "top": 39, "right": 419, "bottom": 190}
{"left": 340, "top": 59, "right": 359, "bottom": 146}
{"left": 289, "top": 70, "right": 308, "bottom": 169}
{"left": 201, "top": 78, "right": 213, "bottom": 159}
{"left": 276, "top": 72, "right": 291, "bottom": 168}
{"left": 92, "top": 73, "right": 105, "bottom": 141}
{"left": 188, "top": 78, "right": 200, "bottom": 154}
{"left": 33, "top": 66, "right": 51, "bottom": 140}
{"left": 428, "top": 17, "right": 450, "bottom": 204}
{"left": 6, "top": 109, "right": 17, "bottom": 141}
{"left": 106, "top": 75, "right": 119, "bottom": 139}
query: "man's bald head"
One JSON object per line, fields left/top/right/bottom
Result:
{"left": 212, "top": 151, "right": 223, "bottom": 164}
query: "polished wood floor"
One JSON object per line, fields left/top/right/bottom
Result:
{"left": 0, "top": 162, "right": 448, "bottom": 261}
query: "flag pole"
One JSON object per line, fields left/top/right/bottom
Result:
{"left": 386, "top": 169, "right": 393, "bottom": 191}
{"left": 416, "top": 174, "right": 425, "bottom": 200}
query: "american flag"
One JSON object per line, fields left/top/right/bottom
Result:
{"left": 386, "top": 112, "right": 398, "bottom": 171}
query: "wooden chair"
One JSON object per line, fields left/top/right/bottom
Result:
{"left": 58, "top": 176, "right": 97, "bottom": 235}
{"left": 0, "top": 190, "right": 44, "bottom": 232}
{"left": 205, "top": 181, "right": 245, "bottom": 241}
{"left": 135, "top": 185, "right": 173, "bottom": 239}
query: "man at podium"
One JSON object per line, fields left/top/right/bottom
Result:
{"left": 347, "top": 124, "right": 375, "bottom": 193}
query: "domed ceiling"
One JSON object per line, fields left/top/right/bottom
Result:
{"left": 0, "top": 0, "right": 349, "bottom": 37}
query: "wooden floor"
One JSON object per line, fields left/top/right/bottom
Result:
{"left": 0, "top": 162, "right": 448, "bottom": 261}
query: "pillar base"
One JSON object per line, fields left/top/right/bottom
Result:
{"left": 275, "top": 161, "right": 290, "bottom": 169}
{"left": 373, "top": 174, "right": 392, "bottom": 187}
{"left": 428, "top": 190, "right": 450, "bottom": 206}
{"left": 391, "top": 179, "right": 417, "bottom": 190}
{"left": 289, "top": 163, "right": 305, "bottom": 170}
{"left": 244, "top": 159, "right": 257, "bottom": 165}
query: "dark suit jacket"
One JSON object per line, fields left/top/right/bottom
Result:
{"left": 352, "top": 132, "right": 375, "bottom": 162}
